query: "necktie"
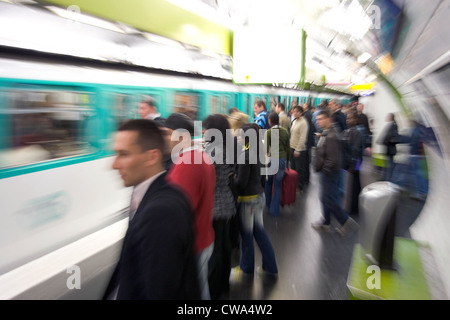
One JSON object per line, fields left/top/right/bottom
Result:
{"left": 129, "top": 188, "right": 139, "bottom": 221}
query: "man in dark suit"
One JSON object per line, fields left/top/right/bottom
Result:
{"left": 104, "top": 119, "right": 200, "bottom": 300}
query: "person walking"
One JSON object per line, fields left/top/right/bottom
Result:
{"left": 312, "top": 110, "right": 358, "bottom": 236}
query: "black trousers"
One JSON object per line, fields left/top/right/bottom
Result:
{"left": 352, "top": 170, "right": 361, "bottom": 215}
{"left": 290, "top": 148, "right": 308, "bottom": 190}
{"left": 208, "top": 218, "right": 232, "bottom": 300}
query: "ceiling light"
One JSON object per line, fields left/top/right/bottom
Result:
{"left": 45, "top": 5, "right": 125, "bottom": 33}
{"left": 358, "top": 52, "right": 372, "bottom": 63}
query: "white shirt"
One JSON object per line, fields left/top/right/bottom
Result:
{"left": 144, "top": 112, "right": 161, "bottom": 120}
{"left": 129, "top": 170, "right": 166, "bottom": 221}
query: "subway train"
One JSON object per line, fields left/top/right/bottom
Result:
{"left": 0, "top": 52, "right": 352, "bottom": 299}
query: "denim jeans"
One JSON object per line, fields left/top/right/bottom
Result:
{"left": 409, "top": 155, "right": 428, "bottom": 196}
{"left": 264, "top": 158, "right": 287, "bottom": 217}
{"left": 320, "top": 171, "right": 349, "bottom": 226}
{"left": 383, "top": 154, "right": 396, "bottom": 181}
{"left": 196, "top": 242, "right": 214, "bottom": 300}
{"left": 238, "top": 193, "right": 278, "bottom": 274}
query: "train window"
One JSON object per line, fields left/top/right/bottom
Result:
{"left": 270, "top": 96, "right": 278, "bottom": 112}
{"left": 211, "top": 95, "right": 220, "bottom": 115}
{"left": 174, "top": 92, "right": 199, "bottom": 120}
{"left": 222, "top": 95, "right": 229, "bottom": 115}
{"left": 1, "top": 88, "right": 96, "bottom": 169}
{"left": 291, "top": 97, "right": 298, "bottom": 110}
{"left": 112, "top": 93, "right": 136, "bottom": 127}
{"left": 136, "top": 93, "right": 163, "bottom": 118}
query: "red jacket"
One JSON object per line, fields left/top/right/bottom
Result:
{"left": 167, "top": 148, "right": 216, "bottom": 254}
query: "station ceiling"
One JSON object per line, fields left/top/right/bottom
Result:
{"left": 10, "top": 0, "right": 409, "bottom": 93}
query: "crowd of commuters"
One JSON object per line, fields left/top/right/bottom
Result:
{"left": 105, "top": 95, "right": 430, "bottom": 300}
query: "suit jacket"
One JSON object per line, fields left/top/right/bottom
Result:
{"left": 103, "top": 172, "right": 200, "bottom": 300}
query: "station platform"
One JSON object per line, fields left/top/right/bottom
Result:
{"left": 223, "top": 157, "right": 443, "bottom": 300}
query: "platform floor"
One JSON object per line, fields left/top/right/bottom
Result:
{"left": 223, "top": 157, "right": 429, "bottom": 300}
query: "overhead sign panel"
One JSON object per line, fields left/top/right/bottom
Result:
{"left": 233, "top": 26, "right": 304, "bottom": 84}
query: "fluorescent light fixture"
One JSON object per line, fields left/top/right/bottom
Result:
{"left": 143, "top": 32, "right": 185, "bottom": 49}
{"left": 45, "top": 5, "right": 125, "bottom": 33}
{"left": 165, "top": 0, "right": 235, "bottom": 29}
{"left": 319, "top": 0, "right": 373, "bottom": 40}
{"left": 182, "top": 24, "right": 200, "bottom": 37}
{"left": 358, "top": 52, "right": 372, "bottom": 63}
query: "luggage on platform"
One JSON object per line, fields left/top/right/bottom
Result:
{"left": 281, "top": 168, "right": 298, "bottom": 206}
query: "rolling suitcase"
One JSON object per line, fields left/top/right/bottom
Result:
{"left": 281, "top": 168, "right": 298, "bottom": 206}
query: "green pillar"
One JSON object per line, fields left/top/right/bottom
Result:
{"left": 299, "top": 29, "right": 307, "bottom": 86}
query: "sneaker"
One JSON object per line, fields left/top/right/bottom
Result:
{"left": 229, "top": 266, "right": 253, "bottom": 284}
{"left": 256, "top": 266, "right": 278, "bottom": 279}
{"left": 311, "top": 220, "right": 333, "bottom": 232}
{"left": 336, "top": 218, "right": 359, "bottom": 237}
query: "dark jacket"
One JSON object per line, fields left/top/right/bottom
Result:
{"left": 343, "top": 126, "right": 363, "bottom": 172}
{"left": 332, "top": 110, "right": 347, "bottom": 133}
{"left": 233, "top": 148, "right": 264, "bottom": 197}
{"left": 382, "top": 121, "right": 399, "bottom": 156}
{"left": 314, "top": 127, "right": 342, "bottom": 174}
{"left": 103, "top": 172, "right": 200, "bottom": 300}
{"left": 303, "top": 109, "right": 316, "bottom": 148}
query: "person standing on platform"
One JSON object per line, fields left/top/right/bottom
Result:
{"left": 357, "top": 104, "right": 372, "bottom": 141}
{"left": 378, "top": 113, "right": 400, "bottom": 181}
{"left": 312, "top": 110, "right": 358, "bottom": 236}
{"left": 231, "top": 123, "right": 278, "bottom": 279}
{"left": 104, "top": 119, "right": 200, "bottom": 300}
{"left": 343, "top": 111, "right": 364, "bottom": 215}
{"left": 329, "top": 99, "right": 347, "bottom": 133}
{"left": 164, "top": 113, "right": 216, "bottom": 300}
{"left": 276, "top": 102, "right": 291, "bottom": 133}
{"left": 264, "top": 112, "right": 290, "bottom": 217}
{"left": 303, "top": 102, "right": 316, "bottom": 185}
{"left": 203, "top": 114, "right": 236, "bottom": 300}
{"left": 289, "top": 105, "right": 309, "bottom": 193}
{"left": 254, "top": 100, "right": 270, "bottom": 130}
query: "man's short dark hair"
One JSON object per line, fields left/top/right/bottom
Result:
{"left": 118, "top": 119, "right": 164, "bottom": 154}
{"left": 269, "top": 111, "right": 279, "bottom": 126}
{"left": 317, "top": 110, "right": 331, "bottom": 118}
{"left": 228, "top": 107, "right": 239, "bottom": 115}
{"left": 254, "top": 99, "right": 266, "bottom": 110}
{"left": 293, "top": 105, "right": 304, "bottom": 113}
{"left": 141, "top": 96, "right": 156, "bottom": 108}
{"left": 276, "top": 102, "right": 285, "bottom": 112}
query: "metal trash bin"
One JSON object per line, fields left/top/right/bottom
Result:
{"left": 359, "top": 181, "right": 401, "bottom": 270}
